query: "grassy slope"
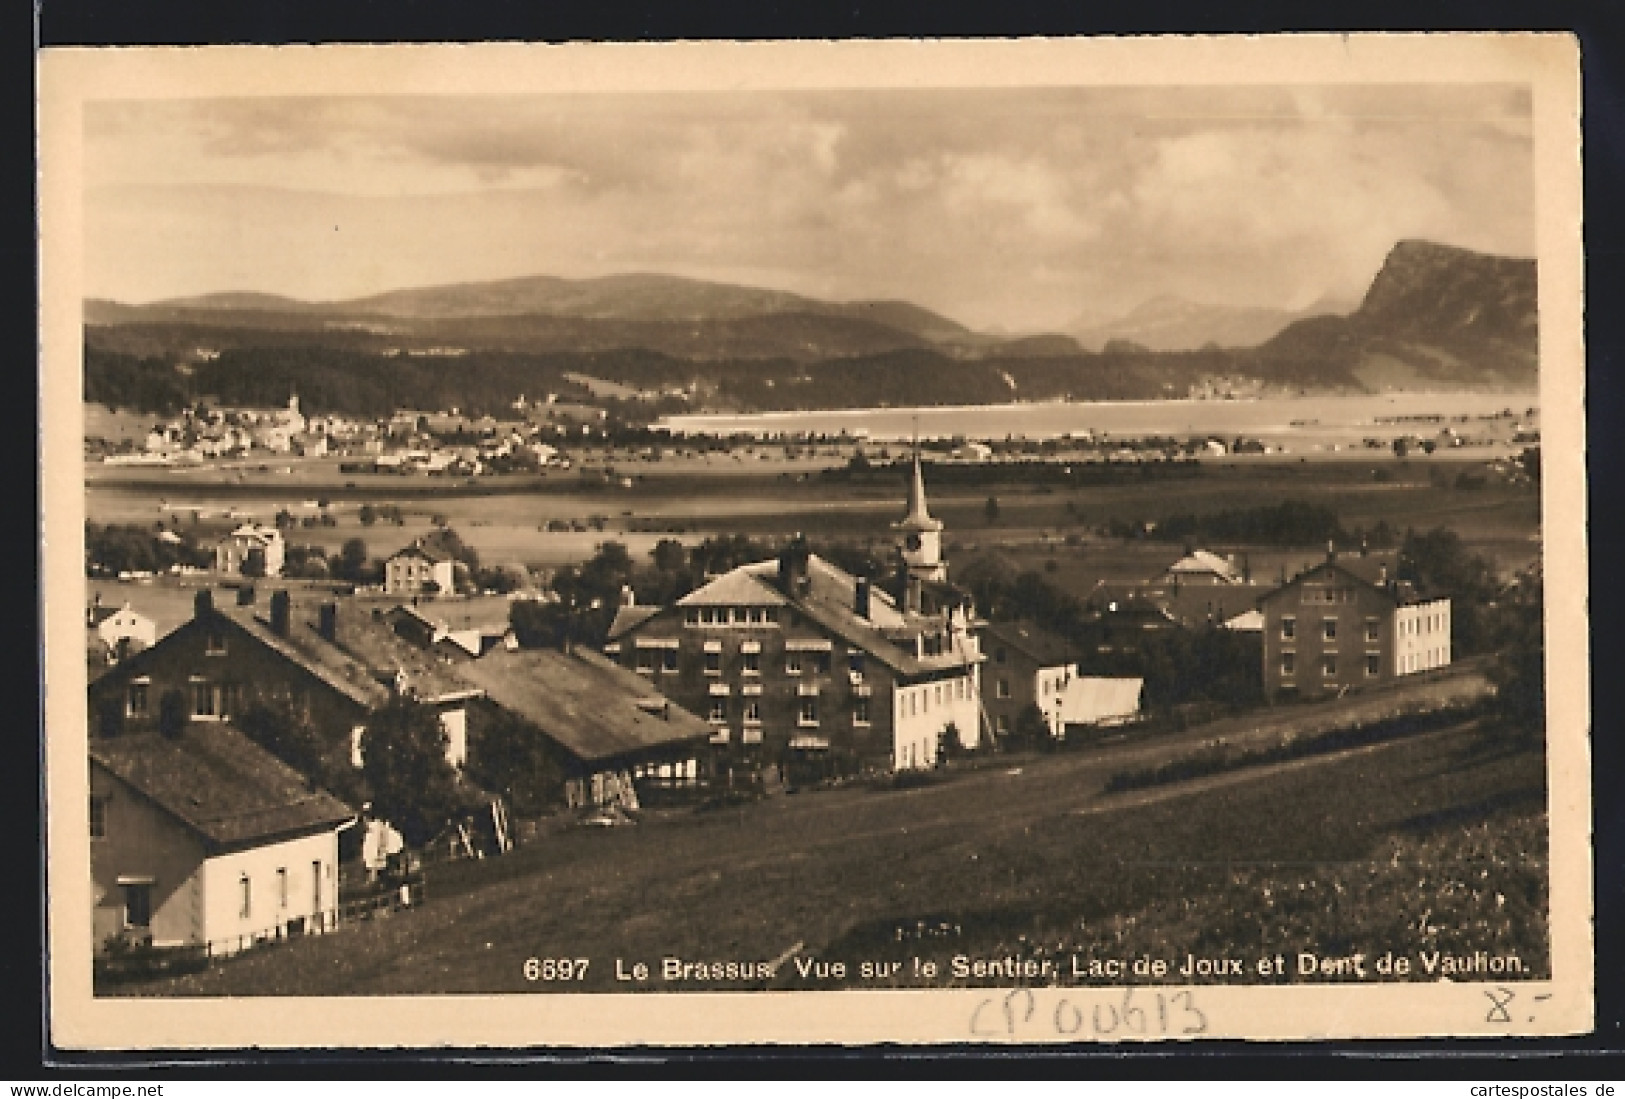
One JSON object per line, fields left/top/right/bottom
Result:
{"left": 114, "top": 712, "right": 1545, "bottom": 997}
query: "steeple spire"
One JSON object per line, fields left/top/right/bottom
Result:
{"left": 898, "top": 430, "right": 942, "bottom": 533}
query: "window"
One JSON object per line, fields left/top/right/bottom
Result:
{"left": 1366, "top": 653, "right": 1381, "bottom": 676}
{"left": 191, "top": 679, "right": 215, "bottom": 717}
{"left": 704, "top": 651, "right": 722, "bottom": 675}
{"left": 708, "top": 699, "right": 727, "bottom": 724}
{"left": 205, "top": 629, "right": 227, "bottom": 655}
{"left": 1281, "top": 652, "right": 1296, "bottom": 677}
{"left": 742, "top": 650, "right": 760, "bottom": 674}
{"left": 312, "top": 860, "right": 323, "bottom": 915}
{"left": 995, "top": 714, "right": 1009, "bottom": 734}
{"left": 90, "top": 795, "right": 107, "bottom": 839}
{"left": 1365, "top": 618, "right": 1381, "bottom": 644}
{"left": 749, "top": 607, "right": 765, "bottom": 624}
{"left": 635, "top": 648, "right": 656, "bottom": 672}
{"left": 127, "top": 681, "right": 150, "bottom": 718}
{"left": 1323, "top": 617, "right": 1338, "bottom": 642}
{"left": 277, "top": 867, "right": 289, "bottom": 909}
{"left": 1322, "top": 655, "right": 1337, "bottom": 678}
{"left": 700, "top": 608, "right": 716, "bottom": 625}
{"left": 849, "top": 653, "right": 866, "bottom": 676}
{"left": 995, "top": 647, "right": 1007, "bottom": 664}
{"left": 683, "top": 608, "right": 699, "bottom": 626}
{"left": 662, "top": 649, "right": 679, "bottom": 672}
{"left": 239, "top": 875, "right": 252, "bottom": 919}
{"left": 786, "top": 652, "right": 803, "bottom": 676}
{"left": 853, "top": 699, "right": 870, "bottom": 726}
{"left": 934, "top": 685, "right": 943, "bottom": 707}
{"left": 122, "top": 883, "right": 152, "bottom": 929}
{"left": 743, "top": 700, "right": 762, "bottom": 725}
{"left": 765, "top": 608, "right": 780, "bottom": 625}
{"left": 1281, "top": 616, "right": 1296, "bottom": 641}
{"left": 219, "top": 682, "right": 239, "bottom": 719}
{"left": 996, "top": 678, "right": 1011, "bottom": 699}
{"left": 908, "top": 693, "right": 917, "bottom": 717}
{"left": 798, "top": 698, "right": 818, "bottom": 726}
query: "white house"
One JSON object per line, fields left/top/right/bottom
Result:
{"left": 87, "top": 599, "right": 158, "bottom": 663}
{"left": 215, "top": 524, "right": 286, "bottom": 578}
{"left": 384, "top": 541, "right": 457, "bottom": 598}
{"left": 89, "top": 724, "right": 355, "bottom": 956}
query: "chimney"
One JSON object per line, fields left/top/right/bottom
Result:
{"left": 318, "top": 601, "right": 339, "bottom": 643}
{"left": 1326, "top": 540, "right": 1337, "bottom": 563}
{"left": 1360, "top": 535, "right": 1369, "bottom": 558}
{"left": 855, "top": 576, "right": 871, "bottom": 619}
{"left": 193, "top": 589, "right": 214, "bottom": 619}
{"left": 778, "top": 533, "right": 810, "bottom": 595}
{"left": 620, "top": 585, "right": 636, "bottom": 608}
{"left": 269, "top": 590, "right": 291, "bottom": 636}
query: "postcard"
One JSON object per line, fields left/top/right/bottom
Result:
{"left": 39, "top": 33, "right": 1591, "bottom": 1048}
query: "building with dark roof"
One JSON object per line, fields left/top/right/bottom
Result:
{"left": 1257, "top": 553, "right": 1451, "bottom": 701}
{"left": 458, "top": 646, "right": 711, "bottom": 807}
{"left": 979, "top": 620, "right": 1078, "bottom": 740}
{"left": 90, "top": 723, "right": 355, "bottom": 956}
{"left": 608, "top": 458, "right": 984, "bottom": 775}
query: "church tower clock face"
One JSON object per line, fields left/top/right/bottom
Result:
{"left": 905, "top": 533, "right": 923, "bottom": 553}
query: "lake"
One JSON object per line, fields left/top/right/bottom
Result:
{"left": 657, "top": 391, "right": 1541, "bottom": 443}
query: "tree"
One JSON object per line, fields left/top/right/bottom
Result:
{"left": 984, "top": 496, "right": 1001, "bottom": 524}
{"left": 509, "top": 599, "right": 572, "bottom": 648}
{"left": 234, "top": 694, "right": 344, "bottom": 794}
{"left": 1013, "top": 702, "right": 1051, "bottom": 749}
{"left": 467, "top": 708, "right": 564, "bottom": 817}
{"left": 360, "top": 698, "right": 463, "bottom": 848}
{"left": 335, "top": 537, "right": 370, "bottom": 583}
{"left": 1486, "top": 570, "right": 1544, "bottom": 741}
{"left": 650, "top": 537, "right": 687, "bottom": 574}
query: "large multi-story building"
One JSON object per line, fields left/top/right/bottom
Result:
{"left": 1257, "top": 553, "right": 1451, "bottom": 701}
{"left": 607, "top": 455, "right": 985, "bottom": 775}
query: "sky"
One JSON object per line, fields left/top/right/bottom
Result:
{"left": 83, "top": 84, "right": 1535, "bottom": 333}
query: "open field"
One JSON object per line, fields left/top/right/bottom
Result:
{"left": 87, "top": 455, "right": 1541, "bottom": 584}
{"left": 110, "top": 664, "right": 1542, "bottom": 997}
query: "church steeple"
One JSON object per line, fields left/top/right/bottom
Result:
{"left": 893, "top": 438, "right": 946, "bottom": 586}
{"left": 899, "top": 446, "right": 943, "bottom": 534}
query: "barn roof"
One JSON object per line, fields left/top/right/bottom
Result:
{"left": 458, "top": 647, "right": 709, "bottom": 765}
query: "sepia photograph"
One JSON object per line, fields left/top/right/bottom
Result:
{"left": 38, "top": 35, "right": 1591, "bottom": 1047}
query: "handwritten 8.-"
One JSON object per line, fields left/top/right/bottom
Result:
{"left": 970, "top": 987, "right": 1207, "bottom": 1039}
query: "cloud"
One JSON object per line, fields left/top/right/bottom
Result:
{"left": 83, "top": 85, "right": 1535, "bottom": 330}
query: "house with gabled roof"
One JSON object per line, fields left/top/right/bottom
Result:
{"left": 86, "top": 589, "right": 476, "bottom": 783}
{"left": 90, "top": 722, "right": 355, "bottom": 956}
{"left": 1257, "top": 550, "right": 1450, "bottom": 701}
{"left": 979, "top": 619, "right": 1078, "bottom": 740}
{"left": 384, "top": 539, "right": 456, "bottom": 598}
{"left": 87, "top": 597, "right": 158, "bottom": 667}
{"left": 1159, "top": 549, "right": 1246, "bottom": 585}
{"left": 215, "top": 524, "right": 285, "bottom": 578}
